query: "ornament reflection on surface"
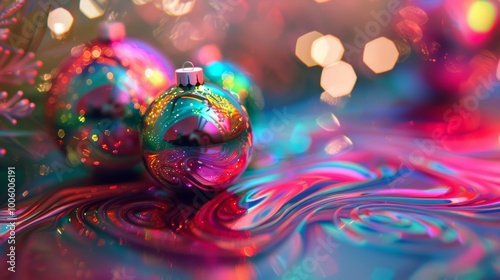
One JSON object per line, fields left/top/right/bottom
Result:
{"left": 46, "top": 22, "right": 174, "bottom": 170}
{"left": 142, "top": 62, "right": 253, "bottom": 192}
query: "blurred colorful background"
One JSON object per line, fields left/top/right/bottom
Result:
{"left": 1, "top": 0, "right": 500, "bottom": 279}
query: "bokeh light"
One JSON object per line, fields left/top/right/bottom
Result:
{"left": 295, "top": 31, "right": 323, "bottom": 67}
{"left": 399, "top": 6, "right": 429, "bottom": 26}
{"left": 79, "top": 0, "right": 108, "bottom": 19}
{"left": 155, "top": 0, "right": 196, "bottom": 16}
{"left": 47, "top": 8, "right": 74, "bottom": 37}
{"left": 311, "top": 35, "right": 344, "bottom": 67}
{"left": 319, "top": 92, "right": 344, "bottom": 106}
{"left": 497, "top": 59, "right": 500, "bottom": 81}
{"left": 467, "top": 0, "right": 497, "bottom": 33}
{"left": 195, "top": 44, "right": 222, "bottom": 66}
{"left": 320, "top": 61, "right": 357, "bottom": 97}
{"left": 324, "top": 135, "right": 353, "bottom": 155}
{"left": 396, "top": 20, "right": 423, "bottom": 43}
{"left": 204, "top": 61, "right": 264, "bottom": 122}
{"left": 363, "top": 37, "right": 400, "bottom": 74}
{"left": 144, "top": 68, "right": 166, "bottom": 87}
{"left": 316, "top": 113, "right": 340, "bottom": 132}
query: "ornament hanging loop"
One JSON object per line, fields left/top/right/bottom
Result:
{"left": 182, "top": 61, "right": 195, "bottom": 71}
{"left": 175, "top": 61, "right": 204, "bottom": 87}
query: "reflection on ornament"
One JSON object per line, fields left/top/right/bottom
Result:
{"left": 46, "top": 22, "right": 174, "bottom": 171}
{"left": 142, "top": 62, "right": 253, "bottom": 192}
{"left": 204, "top": 61, "right": 264, "bottom": 123}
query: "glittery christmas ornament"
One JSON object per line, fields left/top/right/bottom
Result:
{"left": 142, "top": 62, "right": 253, "bottom": 192}
{"left": 46, "top": 21, "right": 174, "bottom": 170}
{"left": 204, "top": 61, "right": 264, "bottom": 123}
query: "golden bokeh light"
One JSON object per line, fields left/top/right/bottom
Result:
{"left": 47, "top": 8, "right": 74, "bottom": 36}
{"left": 363, "top": 37, "right": 400, "bottom": 74}
{"left": 295, "top": 31, "right": 323, "bottom": 67}
{"left": 399, "top": 6, "right": 429, "bottom": 26}
{"left": 311, "top": 35, "right": 344, "bottom": 67}
{"left": 80, "top": 0, "right": 108, "bottom": 19}
{"left": 158, "top": 0, "right": 196, "bottom": 16}
{"left": 320, "top": 61, "right": 357, "bottom": 97}
{"left": 319, "top": 91, "right": 344, "bottom": 106}
{"left": 325, "top": 135, "right": 353, "bottom": 155}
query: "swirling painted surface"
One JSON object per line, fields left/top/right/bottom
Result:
{"left": 1, "top": 103, "right": 500, "bottom": 279}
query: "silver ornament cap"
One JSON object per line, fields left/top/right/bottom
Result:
{"left": 98, "top": 21, "right": 126, "bottom": 42}
{"left": 175, "top": 61, "right": 204, "bottom": 87}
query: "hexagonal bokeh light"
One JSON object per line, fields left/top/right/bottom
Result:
{"left": 363, "top": 37, "right": 400, "bottom": 74}
{"left": 320, "top": 61, "right": 357, "bottom": 97}
{"left": 295, "top": 31, "right": 323, "bottom": 67}
{"left": 311, "top": 35, "right": 344, "bottom": 67}
{"left": 47, "top": 8, "right": 74, "bottom": 36}
{"left": 80, "top": 0, "right": 108, "bottom": 19}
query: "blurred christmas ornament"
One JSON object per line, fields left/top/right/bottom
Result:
{"left": 142, "top": 61, "right": 253, "bottom": 192}
{"left": 203, "top": 61, "right": 264, "bottom": 123}
{"left": 46, "top": 21, "right": 174, "bottom": 171}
